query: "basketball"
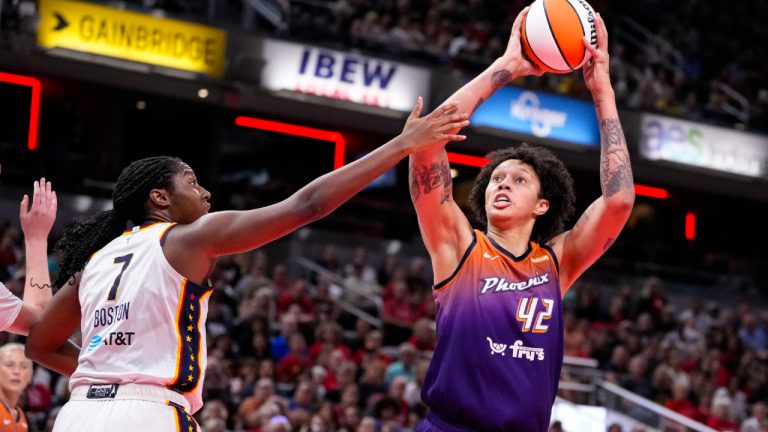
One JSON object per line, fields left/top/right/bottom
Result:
{"left": 521, "top": 0, "right": 598, "bottom": 73}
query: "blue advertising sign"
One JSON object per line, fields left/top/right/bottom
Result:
{"left": 471, "top": 87, "right": 599, "bottom": 146}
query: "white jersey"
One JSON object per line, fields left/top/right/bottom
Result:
{"left": 0, "top": 282, "right": 22, "bottom": 332}
{"left": 70, "top": 222, "right": 212, "bottom": 414}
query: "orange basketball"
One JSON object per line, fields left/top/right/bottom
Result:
{"left": 521, "top": 0, "right": 598, "bottom": 74}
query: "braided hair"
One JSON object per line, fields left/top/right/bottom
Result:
{"left": 54, "top": 156, "right": 183, "bottom": 288}
{"left": 468, "top": 144, "right": 576, "bottom": 245}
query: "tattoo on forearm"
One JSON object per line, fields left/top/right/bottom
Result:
{"left": 603, "top": 237, "right": 616, "bottom": 251}
{"left": 410, "top": 162, "right": 453, "bottom": 204}
{"left": 599, "top": 119, "right": 634, "bottom": 197}
{"left": 491, "top": 70, "right": 512, "bottom": 90}
{"left": 472, "top": 98, "right": 485, "bottom": 114}
{"left": 30, "top": 277, "right": 52, "bottom": 290}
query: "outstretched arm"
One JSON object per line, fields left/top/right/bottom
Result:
{"left": 549, "top": 13, "right": 635, "bottom": 292}
{"left": 410, "top": 7, "right": 544, "bottom": 283}
{"left": 165, "top": 100, "right": 469, "bottom": 283}
{"left": 16, "top": 179, "right": 80, "bottom": 375}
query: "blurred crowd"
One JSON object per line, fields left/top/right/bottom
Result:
{"left": 0, "top": 213, "right": 763, "bottom": 432}
{"left": 287, "top": 0, "right": 768, "bottom": 131}
{"left": 1, "top": 0, "right": 765, "bottom": 130}
{"left": 561, "top": 277, "right": 768, "bottom": 432}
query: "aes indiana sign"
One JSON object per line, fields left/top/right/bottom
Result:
{"left": 640, "top": 113, "right": 768, "bottom": 179}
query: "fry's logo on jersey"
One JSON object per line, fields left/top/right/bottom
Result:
{"left": 87, "top": 332, "right": 136, "bottom": 352}
{"left": 486, "top": 337, "right": 545, "bottom": 361}
{"left": 510, "top": 340, "right": 545, "bottom": 361}
{"left": 93, "top": 302, "right": 131, "bottom": 328}
{"left": 479, "top": 273, "right": 550, "bottom": 294}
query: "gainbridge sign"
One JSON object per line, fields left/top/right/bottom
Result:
{"left": 37, "top": 0, "right": 227, "bottom": 78}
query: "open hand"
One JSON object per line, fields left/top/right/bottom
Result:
{"left": 400, "top": 97, "right": 469, "bottom": 153}
{"left": 20, "top": 177, "right": 57, "bottom": 241}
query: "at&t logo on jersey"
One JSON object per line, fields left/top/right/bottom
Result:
{"left": 479, "top": 273, "right": 550, "bottom": 294}
{"left": 87, "top": 332, "right": 136, "bottom": 352}
{"left": 486, "top": 337, "right": 545, "bottom": 361}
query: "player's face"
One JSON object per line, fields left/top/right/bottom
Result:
{"left": 0, "top": 349, "right": 32, "bottom": 396}
{"left": 167, "top": 164, "right": 212, "bottom": 224}
{"left": 484, "top": 159, "right": 548, "bottom": 228}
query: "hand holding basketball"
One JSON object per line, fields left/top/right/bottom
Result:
{"left": 505, "top": 6, "right": 545, "bottom": 77}
{"left": 582, "top": 13, "right": 613, "bottom": 98}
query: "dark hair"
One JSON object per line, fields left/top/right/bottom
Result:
{"left": 467, "top": 143, "right": 576, "bottom": 244}
{"left": 54, "top": 156, "right": 183, "bottom": 288}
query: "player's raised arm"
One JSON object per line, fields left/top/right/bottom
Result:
{"left": 548, "top": 13, "right": 635, "bottom": 291}
{"left": 163, "top": 99, "right": 469, "bottom": 282}
{"left": 409, "top": 7, "right": 543, "bottom": 283}
{"left": 6, "top": 178, "right": 56, "bottom": 335}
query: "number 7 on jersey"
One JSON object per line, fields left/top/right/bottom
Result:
{"left": 108, "top": 253, "right": 134, "bottom": 301}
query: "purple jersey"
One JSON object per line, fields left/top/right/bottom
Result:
{"left": 420, "top": 231, "right": 563, "bottom": 432}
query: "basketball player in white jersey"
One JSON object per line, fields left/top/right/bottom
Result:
{"left": 25, "top": 100, "right": 470, "bottom": 431}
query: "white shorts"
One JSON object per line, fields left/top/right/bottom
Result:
{"left": 52, "top": 383, "right": 199, "bottom": 432}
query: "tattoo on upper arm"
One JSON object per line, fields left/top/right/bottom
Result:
{"left": 491, "top": 70, "right": 512, "bottom": 90}
{"left": 410, "top": 162, "right": 453, "bottom": 204}
{"left": 573, "top": 203, "right": 595, "bottom": 230}
{"left": 30, "top": 277, "right": 53, "bottom": 290}
{"left": 440, "top": 164, "right": 453, "bottom": 204}
{"left": 409, "top": 172, "right": 420, "bottom": 202}
{"left": 599, "top": 119, "right": 634, "bottom": 197}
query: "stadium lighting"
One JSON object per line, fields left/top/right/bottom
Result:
{"left": 634, "top": 184, "right": 669, "bottom": 199}
{"left": 0, "top": 72, "right": 41, "bottom": 151}
{"left": 685, "top": 212, "right": 696, "bottom": 240}
{"left": 235, "top": 116, "right": 345, "bottom": 170}
{"left": 447, "top": 152, "right": 490, "bottom": 168}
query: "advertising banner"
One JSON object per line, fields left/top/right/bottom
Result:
{"left": 38, "top": 0, "right": 227, "bottom": 77}
{"left": 471, "top": 87, "right": 599, "bottom": 147}
{"left": 640, "top": 113, "right": 768, "bottom": 178}
{"left": 260, "top": 39, "right": 431, "bottom": 112}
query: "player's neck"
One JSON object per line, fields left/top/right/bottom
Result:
{"left": 0, "top": 390, "right": 19, "bottom": 416}
{"left": 486, "top": 225, "right": 533, "bottom": 256}
{"left": 141, "top": 210, "right": 174, "bottom": 225}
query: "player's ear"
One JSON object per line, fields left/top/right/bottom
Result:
{"left": 534, "top": 198, "right": 549, "bottom": 216}
{"left": 149, "top": 188, "right": 171, "bottom": 208}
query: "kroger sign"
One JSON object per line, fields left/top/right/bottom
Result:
{"left": 260, "top": 38, "right": 431, "bottom": 112}
{"left": 471, "top": 87, "right": 599, "bottom": 146}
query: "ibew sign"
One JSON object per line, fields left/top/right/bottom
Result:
{"left": 471, "top": 87, "right": 599, "bottom": 146}
{"left": 260, "top": 39, "right": 431, "bottom": 112}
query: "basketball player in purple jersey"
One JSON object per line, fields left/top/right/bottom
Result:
{"left": 411, "top": 10, "right": 633, "bottom": 432}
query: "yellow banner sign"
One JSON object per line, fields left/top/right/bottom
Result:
{"left": 38, "top": 0, "right": 227, "bottom": 78}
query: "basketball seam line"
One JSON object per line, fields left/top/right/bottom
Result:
{"left": 542, "top": 0, "right": 573, "bottom": 72}
{"left": 562, "top": 0, "right": 586, "bottom": 67}
{"left": 522, "top": 12, "right": 552, "bottom": 71}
